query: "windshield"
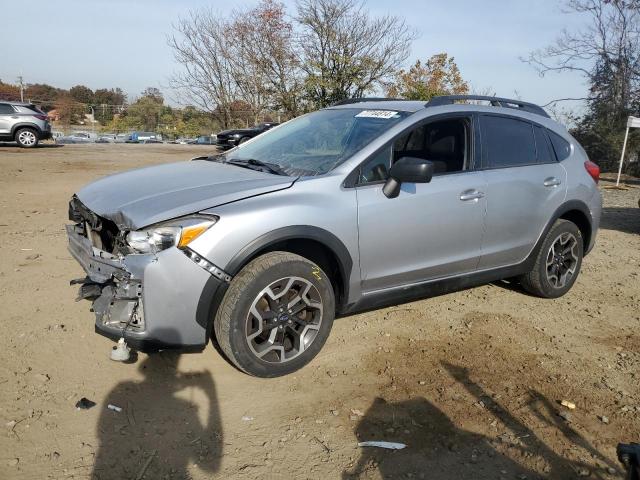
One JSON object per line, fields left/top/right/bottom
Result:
{"left": 223, "top": 108, "right": 410, "bottom": 176}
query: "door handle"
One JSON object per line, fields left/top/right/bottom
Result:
{"left": 459, "top": 189, "right": 485, "bottom": 201}
{"left": 543, "top": 177, "right": 561, "bottom": 187}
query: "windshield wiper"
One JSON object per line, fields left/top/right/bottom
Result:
{"left": 225, "top": 158, "right": 288, "bottom": 176}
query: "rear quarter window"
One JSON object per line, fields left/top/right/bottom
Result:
{"left": 0, "top": 103, "right": 15, "bottom": 114}
{"left": 548, "top": 130, "right": 571, "bottom": 161}
{"left": 533, "top": 125, "right": 555, "bottom": 164}
{"left": 480, "top": 115, "right": 537, "bottom": 168}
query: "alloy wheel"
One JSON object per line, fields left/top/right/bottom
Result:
{"left": 18, "top": 130, "right": 36, "bottom": 146}
{"left": 245, "top": 276, "right": 323, "bottom": 363}
{"left": 545, "top": 232, "right": 579, "bottom": 289}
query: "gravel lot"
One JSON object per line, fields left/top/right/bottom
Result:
{"left": 0, "top": 143, "right": 638, "bottom": 479}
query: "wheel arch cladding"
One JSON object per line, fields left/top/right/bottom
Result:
{"left": 225, "top": 226, "right": 353, "bottom": 309}
{"left": 12, "top": 123, "right": 40, "bottom": 137}
{"left": 554, "top": 202, "right": 592, "bottom": 253}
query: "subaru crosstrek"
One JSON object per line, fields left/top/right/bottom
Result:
{"left": 66, "top": 95, "right": 602, "bottom": 377}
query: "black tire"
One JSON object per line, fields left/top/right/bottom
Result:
{"left": 519, "top": 219, "right": 583, "bottom": 298}
{"left": 214, "top": 251, "right": 335, "bottom": 377}
{"left": 15, "top": 128, "right": 39, "bottom": 148}
{"left": 238, "top": 136, "right": 250, "bottom": 145}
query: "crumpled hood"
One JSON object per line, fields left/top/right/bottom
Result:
{"left": 75, "top": 160, "right": 294, "bottom": 230}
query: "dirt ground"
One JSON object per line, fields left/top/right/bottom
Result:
{"left": 0, "top": 143, "right": 638, "bottom": 480}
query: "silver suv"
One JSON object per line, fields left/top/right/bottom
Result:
{"left": 66, "top": 95, "right": 602, "bottom": 377}
{"left": 0, "top": 101, "right": 52, "bottom": 147}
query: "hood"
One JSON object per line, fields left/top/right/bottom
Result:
{"left": 75, "top": 160, "right": 294, "bottom": 230}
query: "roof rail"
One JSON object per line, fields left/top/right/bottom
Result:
{"left": 425, "top": 95, "right": 550, "bottom": 118}
{"left": 331, "top": 97, "right": 401, "bottom": 106}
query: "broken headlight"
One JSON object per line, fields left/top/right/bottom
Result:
{"left": 125, "top": 216, "right": 217, "bottom": 254}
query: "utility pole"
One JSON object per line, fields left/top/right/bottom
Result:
{"left": 17, "top": 75, "right": 24, "bottom": 102}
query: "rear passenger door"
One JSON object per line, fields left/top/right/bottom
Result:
{"left": 478, "top": 114, "right": 567, "bottom": 270}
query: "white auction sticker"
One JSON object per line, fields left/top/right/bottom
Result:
{"left": 355, "top": 110, "right": 399, "bottom": 119}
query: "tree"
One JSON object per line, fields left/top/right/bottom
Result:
{"left": 93, "top": 88, "right": 127, "bottom": 124}
{"left": 0, "top": 80, "right": 20, "bottom": 101}
{"left": 126, "top": 95, "right": 164, "bottom": 131}
{"left": 385, "top": 53, "right": 469, "bottom": 100}
{"left": 55, "top": 93, "right": 86, "bottom": 124}
{"left": 296, "top": 0, "right": 416, "bottom": 107}
{"left": 525, "top": 0, "right": 640, "bottom": 172}
{"left": 168, "top": 9, "right": 238, "bottom": 128}
{"left": 69, "top": 85, "right": 95, "bottom": 104}
{"left": 141, "top": 87, "right": 163, "bottom": 103}
{"left": 24, "top": 83, "right": 62, "bottom": 109}
{"left": 229, "top": 0, "right": 303, "bottom": 116}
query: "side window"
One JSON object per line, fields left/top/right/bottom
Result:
{"left": 548, "top": 130, "right": 571, "bottom": 161}
{"left": 481, "top": 115, "right": 536, "bottom": 168}
{"left": 0, "top": 103, "right": 15, "bottom": 114}
{"left": 358, "top": 117, "right": 469, "bottom": 184}
{"left": 533, "top": 125, "right": 555, "bottom": 164}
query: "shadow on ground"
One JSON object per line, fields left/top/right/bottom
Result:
{"left": 600, "top": 207, "right": 640, "bottom": 235}
{"left": 344, "top": 363, "right": 620, "bottom": 479}
{"left": 92, "top": 352, "right": 222, "bottom": 480}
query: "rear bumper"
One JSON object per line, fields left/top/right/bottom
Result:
{"left": 66, "top": 224, "right": 225, "bottom": 352}
{"left": 586, "top": 189, "right": 603, "bottom": 255}
{"left": 38, "top": 129, "right": 52, "bottom": 140}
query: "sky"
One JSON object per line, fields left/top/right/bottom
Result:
{"left": 0, "top": 0, "right": 588, "bottom": 112}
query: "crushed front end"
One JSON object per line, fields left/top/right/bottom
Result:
{"left": 66, "top": 196, "right": 227, "bottom": 353}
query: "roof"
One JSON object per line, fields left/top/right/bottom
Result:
{"left": 329, "top": 99, "right": 426, "bottom": 113}
{"left": 328, "top": 95, "right": 550, "bottom": 119}
{"left": 1, "top": 100, "right": 32, "bottom": 105}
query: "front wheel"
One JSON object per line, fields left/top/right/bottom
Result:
{"left": 15, "top": 128, "right": 38, "bottom": 148}
{"left": 214, "top": 252, "right": 335, "bottom": 377}
{"left": 519, "top": 219, "right": 583, "bottom": 298}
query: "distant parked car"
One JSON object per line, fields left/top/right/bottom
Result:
{"left": 55, "top": 132, "right": 95, "bottom": 144}
{"left": 128, "top": 132, "right": 162, "bottom": 143}
{"left": 114, "top": 133, "right": 131, "bottom": 143}
{"left": 216, "top": 122, "right": 279, "bottom": 149}
{"left": 190, "top": 135, "right": 217, "bottom": 145}
{"left": 0, "top": 101, "right": 52, "bottom": 147}
{"left": 95, "top": 133, "right": 117, "bottom": 143}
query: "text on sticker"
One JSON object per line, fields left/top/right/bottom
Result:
{"left": 355, "top": 110, "right": 399, "bottom": 119}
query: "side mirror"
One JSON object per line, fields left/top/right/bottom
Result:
{"left": 382, "top": 156, "right": 434, "bottom": 198}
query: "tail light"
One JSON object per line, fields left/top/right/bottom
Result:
{"left": 584, "top": 160, "right": 600, "bottom": 184}
{"left": 33, "top": 114, "right": 48, "bottom": 121}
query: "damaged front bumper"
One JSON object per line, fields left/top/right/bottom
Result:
{"left": 66, "top": 223, "right": 226, "bottom": 352}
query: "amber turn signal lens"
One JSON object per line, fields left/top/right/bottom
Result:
{"left": 178, "top": 223, "right": 213, "bottom": 248}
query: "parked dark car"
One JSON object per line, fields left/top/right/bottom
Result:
{"left": 216, "top": 122, "right": 279, "bottom": 149}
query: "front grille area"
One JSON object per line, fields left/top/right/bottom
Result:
{"left": 68, "top": 196, "right": 121, "bottom": 253}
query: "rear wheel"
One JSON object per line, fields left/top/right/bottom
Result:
{"left": 214, "top": 251, "right": 335, "bottom": 377}
{"left": 15, "top": 128, "right": 38, "bottom": 148}
{"left": 519, "top": 219, "right": 583, "bottom": 298}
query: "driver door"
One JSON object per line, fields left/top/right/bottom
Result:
{"left": 355, "top": 114, "right": 487, "bottom": 292}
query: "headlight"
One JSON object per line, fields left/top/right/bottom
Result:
{"left": 125, "top": 216, "right": 217, "bottom": 254}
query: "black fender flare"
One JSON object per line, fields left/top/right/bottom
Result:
{"left": 526, "top": 199, "right": 594, "bottom": 269}
{"left": 11, "top": 122, "right": 42, "bottom": 138}
{"left": 226, "top": 225, "right": 353, "bottom": 297}
{"left": 199, "top": 226, "right": 354, "bottom": 343}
